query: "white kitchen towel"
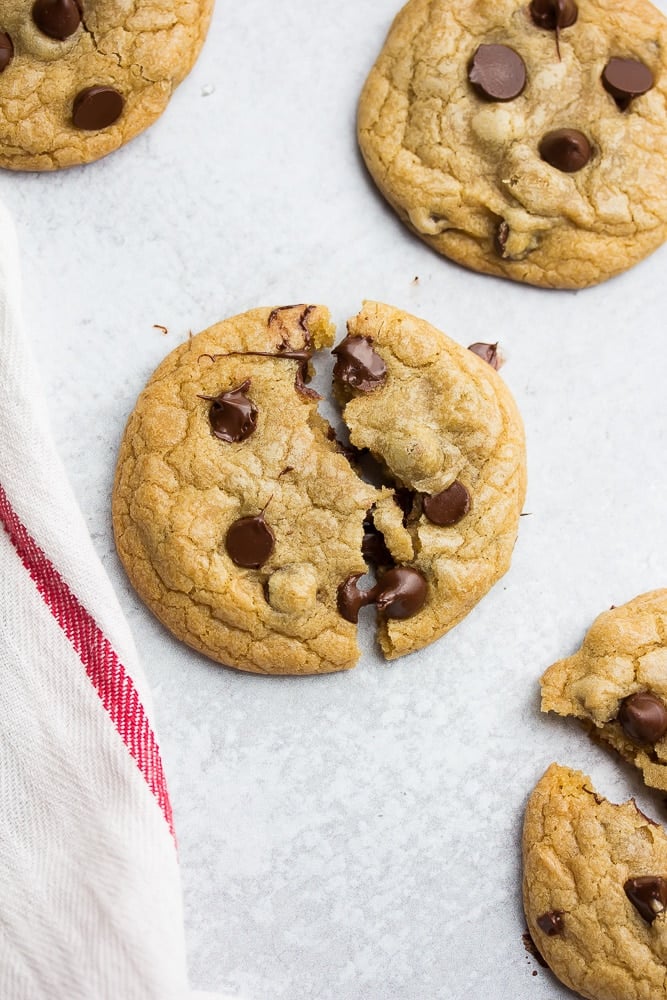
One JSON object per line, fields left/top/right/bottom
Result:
{"left": 0, "top": 203, "right": 233, "bottom": 1000}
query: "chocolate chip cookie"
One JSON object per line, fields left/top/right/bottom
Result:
{"left": 358, "top": 0, "right": 667, "bottom": 288}
{"left": 112, "top": 302, "right": 526, "bottom": 674}
{"left": 523, "top": 764, "right": 667, "bottom": 1000}
{"left": 0, "top": 0, "right": 214, "bottom": 170}
{"left": 541, "top": 591, "right": 667, "bottom": 791}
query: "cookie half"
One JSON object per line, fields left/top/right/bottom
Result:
{"left": 523, "top": 764, "right": 667, "bottom": 1000}
{"left": 0, "top": 0, "right": 214, "bottom": 170}
{"left": 541, "top": 591, "right": 667, "bottom": 791}
{"left": 358, "top": 0, "right": 667, "bottom": 288}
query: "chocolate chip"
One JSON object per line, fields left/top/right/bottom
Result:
{"left": 423, "top": 482, "right": 471, "bottom": 526}
{"left": 200, "top": 380, "right": 258, "bottom": 443}
{"left": 539, "top": 129, "right": 591, "bottom": 172}
{"left": 337, "top": 574, "right": 375, "bottom": 624}
{"left": 0, "top": 32, "right": 13, "bottom": 72}
{"left": 468, "top": 342, "right": 502, "bottom": 371}
{"left": 529, "top": 0, "right": 578, "bottom": 31}
{"left": 618, "top": 692, "right": 667, "bottom": 745}
{"left": 32, "top": 0, "right": 81, "bottom": 40}
{"left": 225, "top": 514, "right": 275, "bottom": 569}
{"left": 72, "top": 86, "right": 124, "bottom": 131}
{"left": 536, "top": 911, "right": 564, "bottom": 936}
{"left": 361, "top": 515, "right": 394, "bottom": 569}
{"left": 603, "top": 58, "right": 653, "bottom": 110}
{"left": 624, "top": 876, "right": 667, "bottom": 924}
{"left": 332, "top": 336, "right": 387, "bottom": 393}
{"left": 468, "top": 45, "right": 527, "bottom": 102}
{"left": 375, "top": 567, "right": 427, "bottom": 620}
{"left": 495, "top": 220, "right": 510, "bottom": 258}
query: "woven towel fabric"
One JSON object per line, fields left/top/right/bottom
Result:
{"left": 0, "top": 201, "right": 204, "bottom": 999}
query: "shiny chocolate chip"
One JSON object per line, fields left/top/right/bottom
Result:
{"left": 0, "top": 32, "right": 13, "bottom": 72}
{"left": 337, "top": 574, "right": 375, "bottom": 624}
{"left": 469, "top": 45, "right": 527, "bottom": 102}
{"left": 530, "top": 0, "right": 578, "bottom": 31}
{"left": 603, "top": 58, "right": 653, "bottom": 109}
{"left": 225, "top": 514, "right": 275, "bottom": 569}
{"left": 618, "top": 692, "right": 667, "bottom": 745}
{"left": 32, "top": 0, "right": 81, "bottom": 40}
{"left": 72, "top": 86, "right": 124, "bottom": 130}
{"left": 375, "top": 567, "right": 427, "bottom": 620}
{"left": 332, "top": 335, "right": 387, "bottom": 393}
{"left": 201, "top": 380, "right": 258, "bottom": 443}
{"left": 423, "top": 482, "right": 471, "bottom": 526}
{"left": 539, "top": 129, "right": 591, "bottom": 172}
{"left": 624, "top": 876, "right": 667, "bottom": 923}
{"left": 536, "top": 911, "right": 564, "bottom": 936}
{"left": 468, "top": 342, "right": 502, "bottom": 371}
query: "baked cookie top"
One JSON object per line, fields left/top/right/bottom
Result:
{"left": 113, "top": 302, "right": 526, "bottom": 674}
{"left": 358, "top": 0, "right": 667, "bottom": 288}
{"left": 542, "top": 590, "right": 667, "bottom": 791}
{"left": 0, "top": 0, "right": 213, "bottom": 171}
{"left": 523, "top": 764, "right": 667, "bottom": 1000}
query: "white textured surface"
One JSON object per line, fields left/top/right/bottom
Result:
{"left": 2, "top": 1, "right": 667, "bottom": 996}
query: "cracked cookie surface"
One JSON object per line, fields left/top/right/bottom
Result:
{"left": 357, "top": 0, "right": 667, "bottom": 288}
{"left": 542, "top": 590, "right": 667, "bottom": 791}
{"left": 113, "top": 302, "right": 526, "bottom": 674}
{"left": 0, "top": 0, "right": 214, "bottom": 170}
{"left": 523, "top": 763, "right": 667, "bottom": 1000}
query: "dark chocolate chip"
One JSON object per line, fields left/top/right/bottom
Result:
{"left": 423, "top": 482, "right": 471, "bottom": 526}
{"left": 374, "top": 567, "right": 427, "bottom": 620}
{"left": 337, "top": 574, "right": 375, "bottom": 624}
{"left": 468, "top": 45, "right": 527, "bottom": 102}
{"left": 495, "top": 220, "right": 510, "bottom": 258}
{"left": 0, "top": 32, "right": 13, "bottom": 72}
{"left": 539, "top": 129, "right": 591, "bottom": 172}
{"left": 32, "top": 0, "right": 81, "bottom": 40}
{"left": 468, "top": 342, "right": 502, "bottom": 370}
{"left": 72, "top": 86, "right": 124, "bottom": 131}
{"left": 618, "top": 692, "right": 667, "bottom": 745}
{"left": 225, "top": 514, "right": 275, "bottom": 569}
{"left": 530, "top": 0, "right": 578, "bottom": 31}
{"left": 624, "top": 876, "right": 667, "bottom": 923}
{"left": 603, "top": 58, "right": 653, "bottom": 109}
{"left": 361, "top": 515, "right": 394, "bottom": 569}
{"left": 536, "top": 911, "right": 564, "bottom": 936}
{"left": 200, "top": 380, "right": 258, "bottom": 443}
{"left": 332, "top": 335, "right": 387, "bottom": 393}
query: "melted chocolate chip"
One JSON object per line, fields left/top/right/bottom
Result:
{"left": 495, "top": 220, "right": 510, "bottom": 258}
{"left": 468, "top": 45, "right": 527, "bottom": 102}
{"left": 468, "top": 342, "right": 502, "bottom": 370}
{"left": 332, "top": 336, "right": 387, "bottom": 393}
{"left": 0, "top": 32, "right": 13, "bottom": 72}
{"left": 200, "top": 380, "right": 257, "bottom": 443}
{"left": 603, "top": 58, "right": 654, "bottom": 110}
{"left": 423, "top": 482, "right": 471, "bottom": 526}
{"left": 618, "top": 692, "right": 667, "bottom": 745}
{"left": 624, "top": 876, "right": 667, "bottom": 923}
{"left": 375, "top": 567, "right": 427, "bottom": 620}
{"left": 32, "top": 0, "right": 81, "bottom": 40}
{"left": 337, "top": 574, "right": 375, "bottom": 624}
{"left": 225, "top": 514, "right": 275, "bottom": 569}
{"left": 536, "top": 911, "right": 564, "bottom": 936}
{"left": 361, "top": 515, "right": 394, "bottom": 569}
{"left": 72, "top": 86, "right": 124, "bottom": 130}
{"left": 539, "top": 129, "right": 591, "bottom": 172}
{"left": 529, "top": 0, "right": 578, "bottom": 31}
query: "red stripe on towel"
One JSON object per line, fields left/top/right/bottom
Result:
{"left": 0, "top": 482, "right": 175, "bottom": 840}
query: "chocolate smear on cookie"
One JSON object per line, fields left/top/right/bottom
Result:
{"left": 618, "top": 692, "right": 667, "bottom": 744}
{"left": 624, "top": 876, "right": 667, "bottom": 923}
{"left": 32, "top": 0, "right": 81, "bottom": 40}
{"left": 468, "top": 342, "right": 502, "bottom": 370}
{"left": 539, "top": 129, "right": 591, "bottom": 172}
{"left": 536, "top": 911, "right": 564, "bottom": 936}
{"left": 603, "top": 58, "right": 654, "bottom": 110}
{"left": 0, "top": 32, "right": 13, "bottom": 72}
{"left": 468, "top": 45, "right": 527, "bottom": 102}
{"left": 332, "top": 335, "right": 387, "bottom": 393}
{"left": 225, "top": 512, "right": 275, "bottom": 569}
{"left": 73, "top": 86, "right": 124, "bottom": 130}
{"left": 423, "top": 482, "right": 470, "bottom": 526}
{"left": 199, "top": 380, "right": 258, "bottom": 443}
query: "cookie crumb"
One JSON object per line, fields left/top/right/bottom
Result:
{"left": 153, "top": 324, "right": 168, "bottom": 335}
